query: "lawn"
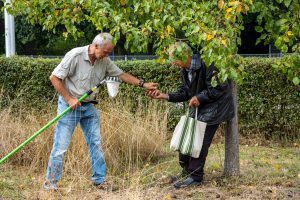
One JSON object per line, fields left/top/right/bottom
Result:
{"left": 1, "top": 142, "right": 299, "bottom": 200}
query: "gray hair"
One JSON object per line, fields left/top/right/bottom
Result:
{"left": 92, "top": 33, "right": 113, "bottom": 47}
{"left": 168, "top": 41, "right": 192, "bottom": 55}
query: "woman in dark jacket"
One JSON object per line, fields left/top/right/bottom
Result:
{"left": 148, "top": 42, "right": 234, "bottom": 188}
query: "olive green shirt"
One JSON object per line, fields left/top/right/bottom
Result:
{"left": 52, "top": 45, "right": 123, "bottom": 102}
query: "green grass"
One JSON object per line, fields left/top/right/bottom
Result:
{"left": 1, "top": 143, "right": 299, "bottom": 199}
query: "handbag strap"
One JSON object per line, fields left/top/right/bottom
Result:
{"left": 185, "top": 107, "right": 190, "bottom": 116}
{"left": 185, "top": 106, "right": 198, "bottom": 119}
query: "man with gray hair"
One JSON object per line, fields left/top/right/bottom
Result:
{"left": 44, "top": 32, "right": 158, "bottom": 190}
{"left": 148, "top": 42, "right": 234, "bottom": 188}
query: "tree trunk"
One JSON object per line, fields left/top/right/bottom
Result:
{"left": 224, "top": 81, "right": 240, "bottom": 176}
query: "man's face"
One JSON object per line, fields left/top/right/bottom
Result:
{"left": 95, "top": 42, "right": 114, "bottom": 59}
{"left": 169, "top": 52, "right": 191, "bottom": 69}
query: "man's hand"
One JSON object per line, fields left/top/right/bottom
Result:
{"left": 189, "top": 96, "right": 200, "bottom": 107}
{"left": 50, "top": 75, "right": 79, "bottom": 109}
{"left": 143, "top": 82, "right": 159, "bottom": 90}
{"left": 67, "top": 97, "right": 81, "bottom": 109}
{"left": 148, "top": 90, "right": 169, "bottom": 100}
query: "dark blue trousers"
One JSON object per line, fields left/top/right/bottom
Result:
{"left": 179, "top": 124, "right": 220, "bottom": 181}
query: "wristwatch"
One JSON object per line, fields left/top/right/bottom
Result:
{"left": 139, "top": 79, "right": 145, "bottom": 87}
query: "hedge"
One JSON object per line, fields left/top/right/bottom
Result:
{"left": 0, "top": 56, "right": 299, "bottom": 140}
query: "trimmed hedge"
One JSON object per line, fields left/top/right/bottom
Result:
{"left": 0, "top": 56, "right": 299, "bottom": 140}
{"left": 238, "top": 58, "right": 299, "bottom": 141}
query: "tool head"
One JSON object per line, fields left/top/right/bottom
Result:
{"left": 106, "top": 76, "right": 121, "bottom": 98}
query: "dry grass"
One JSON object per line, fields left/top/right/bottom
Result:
{"left": 0, "top": 99, "right": 169, "bottom": 175}
{"left": 1, "top": 98, "right": 300, "bottom": 199}
{"left": 1, "top": 143, "right": 299, "bottom": 199}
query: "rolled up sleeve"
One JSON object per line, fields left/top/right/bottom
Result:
{"left": 52, "top": 55, "right": 77, "bottom": 80}
{"left": 105, "top": 58, "right": 123, "bottom": 77}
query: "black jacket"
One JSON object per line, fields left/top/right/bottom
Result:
{"left": 168, "top": 59, "right": 234, "bottom": 125}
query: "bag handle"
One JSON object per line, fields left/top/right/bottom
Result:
{"left": 185, "top": 106, "right": 198, "bottom": 119}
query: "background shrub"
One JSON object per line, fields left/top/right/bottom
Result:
{"left": 0, "top": 56, "right": 299, "bottom": 140}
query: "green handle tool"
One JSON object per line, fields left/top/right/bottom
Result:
{"left": 0, "top": 80, "right": 106, "bottom": 165}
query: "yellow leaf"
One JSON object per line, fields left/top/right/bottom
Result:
{"left": 221, "top": 39, "right": 227, "bottom": 47}
{"left": 157, "top": 57, "right": 166, "bottom": 64}
{"left": 298, "top": 173, "right": 300, "bottom": 179}
{"left": 243, "top": 4, "right": 250, "bottom": 13}
{"left": 274, "top": 164, "right": 282, "bottom": 170}
{"left": 54, "top": 10, "right": 59, "bottom": 16}
{"left": 120, "top": 0, "right": 126, "bottom": 6}
{"left": 163, "top": 196, "right": 172, "bottom": 200}
{"left": 218, "top": 0, "right": 224, "bottom": 9}
{"left": 287, "top": 31, "right": 294, "bottom": 36}
{"left": 225, "top": 12, "right": 231, "bottom": 20}
{"left": 229, "top": 1, "right": 239, "bottom": 6}
{"left": 237, "top": 4, "right": 242, "bottom": 13}
{"left": 207, "top": 34, "right": 214, "bottom": 41}
{"left": 226, "top": 8, "right": 233, "bottom": 13}
{"left": 167, "top": 25, "right": 174, "bottom": 34}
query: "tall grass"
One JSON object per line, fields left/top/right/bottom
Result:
{"left": 0, "top": 97, "right": 170, "bottom": 179}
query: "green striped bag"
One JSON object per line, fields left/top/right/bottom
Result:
{"left": 170, "top": 107, "right": 207, "bottom": 158}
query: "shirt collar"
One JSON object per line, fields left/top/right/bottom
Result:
{"left": 83, "top": 45, "right": 90, "bottom": 61}
{"left": 186, "top": 53, "right": 201, "bottom": 72}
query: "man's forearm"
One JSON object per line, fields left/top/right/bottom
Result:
{"left": 49, "top": 75, "right": 72, "bottom": 101}
{"left": 119, "top": 73, "right": 140, "bottom": 86}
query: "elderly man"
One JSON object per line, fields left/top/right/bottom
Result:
{"left": 148, "top": 42, "right": 234, "bottom": 188}
{"left": 44, "top": 33, "right": 158, "bottom": 190}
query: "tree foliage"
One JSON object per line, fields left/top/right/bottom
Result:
{"left": 4, "top": 0, "right": 300, "bottom": 85}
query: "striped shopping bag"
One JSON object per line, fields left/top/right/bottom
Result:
{"left": 170, "top": 107, "right": 207, "bottom": 158}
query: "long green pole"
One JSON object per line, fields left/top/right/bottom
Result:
{"left": 0, "top": 81, "right": 104, "bottom": 165}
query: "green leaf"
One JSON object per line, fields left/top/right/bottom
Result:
{"left": 192, "top": 25, "right": 200, "bottom": 34}
{"left": 255, "top": 26, "right": 264, "bottom": 33}
{"left": 283, "top": 0, "right": 292, "bottom": 7}
{"left": 230, "top": 68, "right": 238, "bottom": 79}
{"left": 275, "top": 19, "right": 288, "bottom": 26}
{"left": 281, "top": 44, "right": 288, "bottom": 53}
{"left": 292, "top": 77, "right": 300, "bottom": 85}
{"left": 211, "top": 76, "right": 218, "bottom": 87}
{"left": 272, "top": 64, "right": 279, "bottom": 69}
{"left": 275, "top": 37, "right": 283, "bottom": 47}
{"left": 144, "top": 3, "right": 150, "bottom": 13}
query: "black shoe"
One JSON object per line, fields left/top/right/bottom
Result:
{"left": 169, "top": 170, "right": 189, "bottom": 183}
{"left": 173, "top": 177, "right": 202, "bottom": 189}
{"left": 93, "top": 182, "right": 118, "bottom": 191}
